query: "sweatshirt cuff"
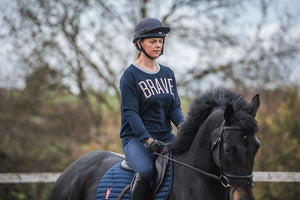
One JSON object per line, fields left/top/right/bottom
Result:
{"left": 137, "top": 131, "right": 152, "bottom": 142}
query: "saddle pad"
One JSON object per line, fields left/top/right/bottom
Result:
{"left": 96, "top": 158, "right": 173, "bottom": 200}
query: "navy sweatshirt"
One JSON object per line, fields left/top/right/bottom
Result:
{"left": 120, "top": 62, "right": 185, "bottom": 141}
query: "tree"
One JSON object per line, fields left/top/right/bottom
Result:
{"left": 1, "top": 0, "right": 299, "bottom": 101}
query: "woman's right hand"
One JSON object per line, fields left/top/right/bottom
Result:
{"left": 146, "top": 137, "right": 154, "bottom": 144}
{"left": 144, "top": 138, "right": 162, "bottom": 153}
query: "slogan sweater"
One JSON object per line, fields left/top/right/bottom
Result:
{"left": 120, "top": 63, "right": 185, "bottom": 141}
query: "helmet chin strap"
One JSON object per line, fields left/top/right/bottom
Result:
{"left": 136, "top": 38, "right": 165, "bottom": 60}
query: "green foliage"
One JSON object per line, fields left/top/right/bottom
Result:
{"left": 1, "top": 86, "right": 299, "bottom": 200}
{"left": 0, "top": 102, "right": 93, "bottom": 173}
{"left": 0, "top": 183, "right": 53, "bottom": 200}
{"left": 254, "top": 87, "right": 300, "bottom": 200}
{"left": 0, "top": 86, "right": 95, "bottom": 199}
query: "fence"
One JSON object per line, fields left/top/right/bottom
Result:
{"left": 0, "top": 172, "right": 299, "bottom": 184}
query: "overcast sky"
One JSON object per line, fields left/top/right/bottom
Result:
{"left": 0, "top": 0, "right": 299, "bottom": 90}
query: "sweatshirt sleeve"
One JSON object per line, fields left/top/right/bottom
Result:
{"left": 168, "top": 71, "right": 185, "bottom": 127}
{"left": 120, "top": 71, "right": 152, "bottom": 141}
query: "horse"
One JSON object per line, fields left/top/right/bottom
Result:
{"left": 48, "top": 88, "right": 260, "bottom": 200}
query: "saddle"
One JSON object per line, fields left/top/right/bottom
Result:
{"left": 119, "top": 145, "right": 170, "bottom": 200}
{"left": 96, "top": 146, "right": 172, "bottom": 200}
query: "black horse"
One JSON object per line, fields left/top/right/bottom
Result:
{"left": 49, "top": 88, "right": 260, "bottom": 200}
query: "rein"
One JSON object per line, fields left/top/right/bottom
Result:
{"left": 155, "top": 120, "right": 254, "bottom": 189}
{"left": 153, "top": 152, "right": 220, "bottom": 180}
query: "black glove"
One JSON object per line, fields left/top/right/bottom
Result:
{"left": 144, "top": 139, "right": 162, "bottom": 153}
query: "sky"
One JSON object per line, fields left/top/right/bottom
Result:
{"left": 0, "top": 0, "right": 299, "bottom": 91}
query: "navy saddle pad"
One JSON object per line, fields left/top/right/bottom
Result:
{"left": 96, "top": 158, "right": 173, "bottom": 200}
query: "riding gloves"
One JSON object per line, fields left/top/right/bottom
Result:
{"left": 144, "top": 139, "right": 162, "bottom": 153}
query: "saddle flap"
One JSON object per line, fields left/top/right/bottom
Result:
{"left": 152, "top": 146, "right": 169, "bottom": 199}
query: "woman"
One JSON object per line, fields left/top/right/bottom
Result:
{"left": 120, "top": 18, "right": 185, "bottom": 200}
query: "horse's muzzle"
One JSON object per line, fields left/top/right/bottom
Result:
{"left": 232, "top": 186, "right": 255, "bottom": 200}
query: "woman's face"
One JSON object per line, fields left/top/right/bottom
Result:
{"left": 139, "top": 38, "right": 164, "bottom": 59}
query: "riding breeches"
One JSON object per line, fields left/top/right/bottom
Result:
{"left": 121, "top": 135, "right": 175, "bottom": 182}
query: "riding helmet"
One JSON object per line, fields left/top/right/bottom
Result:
{"left": 133, "top": 18, "right": 171, "bottom": 43}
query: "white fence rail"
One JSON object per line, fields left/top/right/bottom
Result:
{"left": 0, "top": 173, "right": 60, "bottom": 183}
{"left": 0, "top": 172, "right": 299, "bottom": 184}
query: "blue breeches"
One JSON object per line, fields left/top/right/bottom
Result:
{"left": 121, "top": 135, "right": 174, "bottom": 182}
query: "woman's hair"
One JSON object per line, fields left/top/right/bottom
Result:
{"left": 135, "top": 51, "right": 142, "bottom": 60}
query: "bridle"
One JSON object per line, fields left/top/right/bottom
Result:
{"left": 155, "top": 120, "right": 254, "bottom": 191}
{"left": 211, "top": 120, "right": 254, "bottom": 189}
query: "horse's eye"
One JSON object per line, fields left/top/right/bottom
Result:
{"left": 243, "top": 135, "right": 248, "bottom": 146}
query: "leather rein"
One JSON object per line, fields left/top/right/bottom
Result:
{"left": 155, "top": 120, "right": 254, "bottom": 190}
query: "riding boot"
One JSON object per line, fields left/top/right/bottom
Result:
{"left": 131, "top": 173, "right": 151, "bottom": 200}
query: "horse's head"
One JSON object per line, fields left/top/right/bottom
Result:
{"left": 211, "top": 94, "right": 260, "bottom": 200}
{"left": 171, "top": 89, "right": 261, "bottom": 199}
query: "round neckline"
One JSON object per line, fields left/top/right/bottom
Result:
{"left": 133, "top": 62, "right": 161, "bottom": 74}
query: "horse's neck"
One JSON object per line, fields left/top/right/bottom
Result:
{"left": 171, "top": 135, "right": 228, "bottom": 200}
{"left": 172, "top": 147, "right": 228, "bottom": 200}
{"left": 170, "top": 110, "right": 229, "bottom": 199}
{"left": 188, "top": 111, "right": 224, "bottom": 171}
{"left": 189, "top": 128, "right": 216, "bottom": 170}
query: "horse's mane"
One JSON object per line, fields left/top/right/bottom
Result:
{"left": 171, "top": 88, "right": 257, "bottom": 154}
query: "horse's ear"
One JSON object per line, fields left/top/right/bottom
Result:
{"left": 224, "top": 105, "right": 234, "bottom": 122}
{"left": 250, "top": 94, "right": 260, "bottom": 117}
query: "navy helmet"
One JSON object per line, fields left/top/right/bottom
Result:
{"left": 133, "top": 18, "right": 170, "bottom": 43}
{"left": 133, "top": 18, "right": 170, "bottom": 59}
